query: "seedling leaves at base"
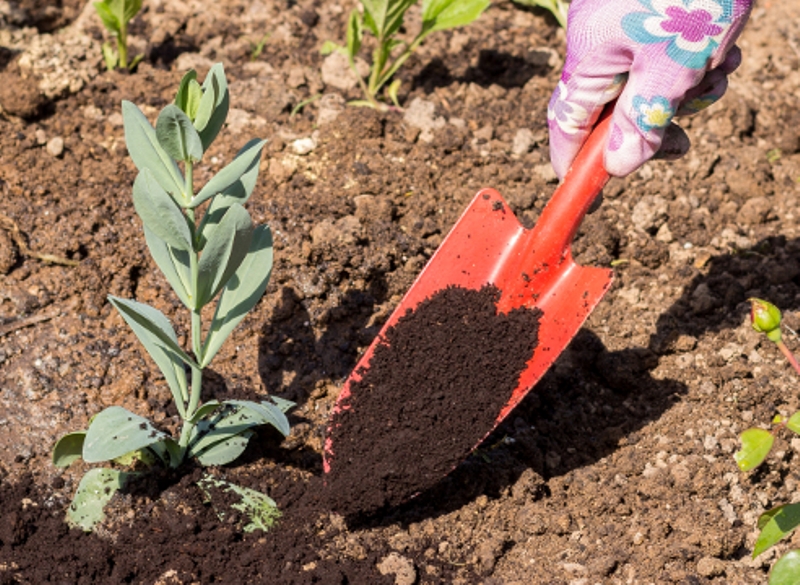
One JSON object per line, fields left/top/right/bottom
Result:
{"left": 83, "top": 406, "right": 168, "bottom": 463}
{"left": 197, "top": 475, "right": 281, "bottom": 533}
{"left": 67, "top": 468, "right": 135, "bottom": 531}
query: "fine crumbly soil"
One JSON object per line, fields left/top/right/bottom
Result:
{"left": 325, "top": 285, "right": 542, "bottom": 517}
{"left": 1, "top": 0, "right": 800, "bottom": 583}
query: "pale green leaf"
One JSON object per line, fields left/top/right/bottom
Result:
{"left": 93, "top": 1, "right": 120, "bottom": 33}
{"left": 201, "top": 225, "right": 272, "bottom": 366}
{"left": 156, "top": 104, "right": 204, "bottom": 163}
{"left": 734, "top": 428, "right": 774, "bottom": 471}
{"left": 225, "top": 399, "right": 291, "bottom": 437}
{"left": 132, "top": 169, "right": 192, "bottom": 252}
{"left": 53, "top": 431, "right": 86, "bottom": 468}
{"left": 174, "top": 69, "right": 199, "bottom": 118}
{"left": 191, "top": 139, "right": 266, "bottom": 208}
{"left": 195, "top": 203, "right": 253, "bottom": 309}
{"left": 787, "top": 411, "right": 800, "bottom": 435}
{"left": 107, "top": 295, "right": 193, "bottom": 408}
{"left": 361, "top": 0, "right": 388, "bottom": 35}
{"left": 144, "top": 226, "right": 192, "bottom": 308}
{"left": 755, "top": 503, "right": 800, "bottom": 558}
{"left": 193, "top": 430, "right": 253, "bottom": 466}
{"left": 770, "top": 550, "right": 800, "bottom": 585}
{"left": 423, "top": 0, "right": 490, "bottom": 33}
{"left": 195, "top": 63, "right": 230, "bottom": 150}
{"left": 101, "top": 42, "right": 118, "bottom": 70}
{"left": 187, "top": 400, "right": 222, "bottom": 424}
{"left": 67, "top": 467, "right": 134, "bottom": 531}
{"left": 197, "top": 476, "right": 281, "bottom": 532}
{"left": 122, "top": 101, "right": 186, "bottom": 203}
{"left": 346, "top": 9, "right": 363, "bottom": 64}
{"left": 320, "top": 40, "right": 345, "bottom": 55}
{"left": 83, "top": 406, "right": 168, "bottom": 463}
{"left": 147, "top": 437, "right": 183, "bottom": 468}
{"left": 123, "top": 0, "right": 142, "bottom": 25}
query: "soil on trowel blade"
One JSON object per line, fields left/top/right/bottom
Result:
{"left": 324, "top": 285, "right": 542, "bottom": 517}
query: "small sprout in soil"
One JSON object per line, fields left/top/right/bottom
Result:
{"left": 93, "top": 0, "right": 144, "bottom": 71}
{"left": 321, "top": 0, "right": 490, "bottom": 109}
{"left": 510, "top": 0, "right": 570, "bottom": 29}
{"left": 53, "top": 63, "right": 293, "bottom": 532}
{"left": 735, "top": 299, "right": 800, "bottom": 583}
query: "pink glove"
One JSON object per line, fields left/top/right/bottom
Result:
{"left": 548, "top": 0, "right": 753, "bottom": 179}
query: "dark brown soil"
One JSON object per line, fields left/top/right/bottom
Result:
{"left": 1, "top": 0, "right": 800, "bottom": 583}
{"left": 325, "top": 285, "right": 542, "bottom": 517}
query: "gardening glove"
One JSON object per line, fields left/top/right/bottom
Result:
{"left": 548, "top": 0, "right": 754, "bottom": 179}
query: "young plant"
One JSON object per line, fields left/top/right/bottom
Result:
{"left": 511, "top": 0, "right": 569, "bottom": 29}
{"left": 94, "top": 0, "right": 144, "bottom": 71}
{"left": 321, "top": 0, "right": 490, "bottom": 109}
{"left": 53, "top": 63, "right": 292, "bottom": 531}
{"left": 734, "top": 299, "right": 800, "bottom": 584}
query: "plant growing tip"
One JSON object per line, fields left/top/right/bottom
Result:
{"left": 511, "top": 0, "right": 570, "bottom": 29}
{"left": 749, "top": 298, "right": 782, "bottom": 342}
{"left": 53, "top": 63, "right": 293, "bottom": 532}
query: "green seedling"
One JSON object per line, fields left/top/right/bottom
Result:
{"left": 511, "top": 0, "right": 570, "bottom": 29}
{"left": 53, "top": 63, "right": 292, "bottom": 532}
{"left": 734, "top": 299, "right": 800, "bottom": 583}
{"left": 94, "top": 0, "right": 144, "bottom": 71}
{"left": 321, "top": 0, "right": 490, "bottom": 109}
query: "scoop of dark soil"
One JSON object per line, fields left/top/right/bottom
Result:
{"left": 324, "top": 285, "right": 542, "bottom": 517}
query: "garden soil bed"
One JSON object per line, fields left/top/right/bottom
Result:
{"left": 1, "top": 0, "right": 800, "bottom": 583}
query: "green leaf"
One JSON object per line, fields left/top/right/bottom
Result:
{"left": 197, "top": 475, "right": 281, "bottom": 532}
{"left": 196, "top": 140, "right": 264, "bottom": 248}
{"left": 195, "top": 203, "right": 253, "bottom": 309}
{"left": 123, "top": 0, "right": 142, "bottom": 25}
{"left": 53, "top": 431, "right": 86, "bottom": 468}
{"left": 156, "top": 104, "right": 204, "bottom": 163}
{"left": 770, "top": 550, "right": 800, "bottom": 585}
{"left": 755, "top": 503, "right": 800, "bottom": 558}
{"left": 346, "top": 9, "right": 363, "bottom": 65}
{"left": 195, "top": 63, "right": 230, "bottom": 150}
{"left": 188, "top": 399, "right": 291, "bottom": 465}
{"left": 174, "top": 70, "right": 199, "bottom": 117}
{"left": 93, "top": 0, "right": 121, "bottom": 33}
{"left": 144, "top": 226, "right": 192, "bottom": 308}
{"left": 132, "top": 169, "right": 192, "bottom": 252}
{"left": 187, "top": 400, "right": 222, "bottom": 424}
{"left": 270, "top": 396, "right": 296, "bottom": 414}
{"left": 101, "top": 42, "right": 118, "bottom": 70}
{"left": 122, "top": 101, "right": 186, "bottom": 203}
{"left": 67, "top": 467, "right": 135, "bottom": 531}
{"left": 384, "top": 0, "right": 417, "bottom": 38}
{"left": 387, "top": 78, "right": 402, "bottom": 107}
{"left": 194, "top": 430, "right": 254, "bottom": 466}
{"left": 361, "top": 0, "right": 388, "bottom": 36}
{"left": 422, "top": 0, "right": 490, "bottom": 33}
{"left": 226, "top": 399, "right": 292, "bottom": 437}
{"left": 83, "top": 406, "right": 168, "bottom": 463}
{"left": 320, "top": 40, "right": 345, "bottom": 55}
{"left": 734, "top": 428, "right": 774, "bottom": 471}
{"left": 201, "top": 225, "right": 272, "bottom": 366}
{"left": 147, "top": 437, "right": 183, "bottom": 468}
{"left": 107, "top": 295, "right": 194, "bottom": 409}
{"left": 191, "top": 139, "right": 266, "bottom": 208}
{"left": 787, "top": 412, "right": 800, "bottom": 435}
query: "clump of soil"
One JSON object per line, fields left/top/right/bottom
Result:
{"left": 324, "top": 285, "right": 542, "bottom": 516}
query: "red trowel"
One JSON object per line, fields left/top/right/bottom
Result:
{"left": 324, "top": 107, "right": 615, "bottom": 510}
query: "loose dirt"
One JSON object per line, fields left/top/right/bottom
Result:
{"left": 325, "top": 285, "right": 542, "bottom": 517}
{"left": 1, "top": 0, "right": 800, "bottom": 583}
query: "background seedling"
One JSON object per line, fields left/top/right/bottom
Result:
{"left": 321, "top": 0, "right": 490, "bottom": 109}
{"left": 53, "top": 63, "right": 291, "bottom": 532}
{"left": 734, "top": 299, "right": 800, "bottom": 584}
{"left": 511, "top": 0, "right": 569, "bottom": 29}
{"left": 94, "top": 0, "right": 144, "bottom": 71}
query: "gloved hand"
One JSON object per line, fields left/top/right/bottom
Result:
{"left": 548, "top": 0, "right": 754, "bottom": 179}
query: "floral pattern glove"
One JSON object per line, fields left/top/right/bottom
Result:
{"left": 548, "top": 0, "right": 753, "bottom": 179}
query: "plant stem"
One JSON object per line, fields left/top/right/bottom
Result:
{"left": 777, "top": 340, "right": 800, "bottom": 378}
{"left": 117, "top": 20, "right": 128, "bottom": 69}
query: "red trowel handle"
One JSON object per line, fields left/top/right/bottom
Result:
{"left": 523, "top": 106, "right": 614, "bottom": 267}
